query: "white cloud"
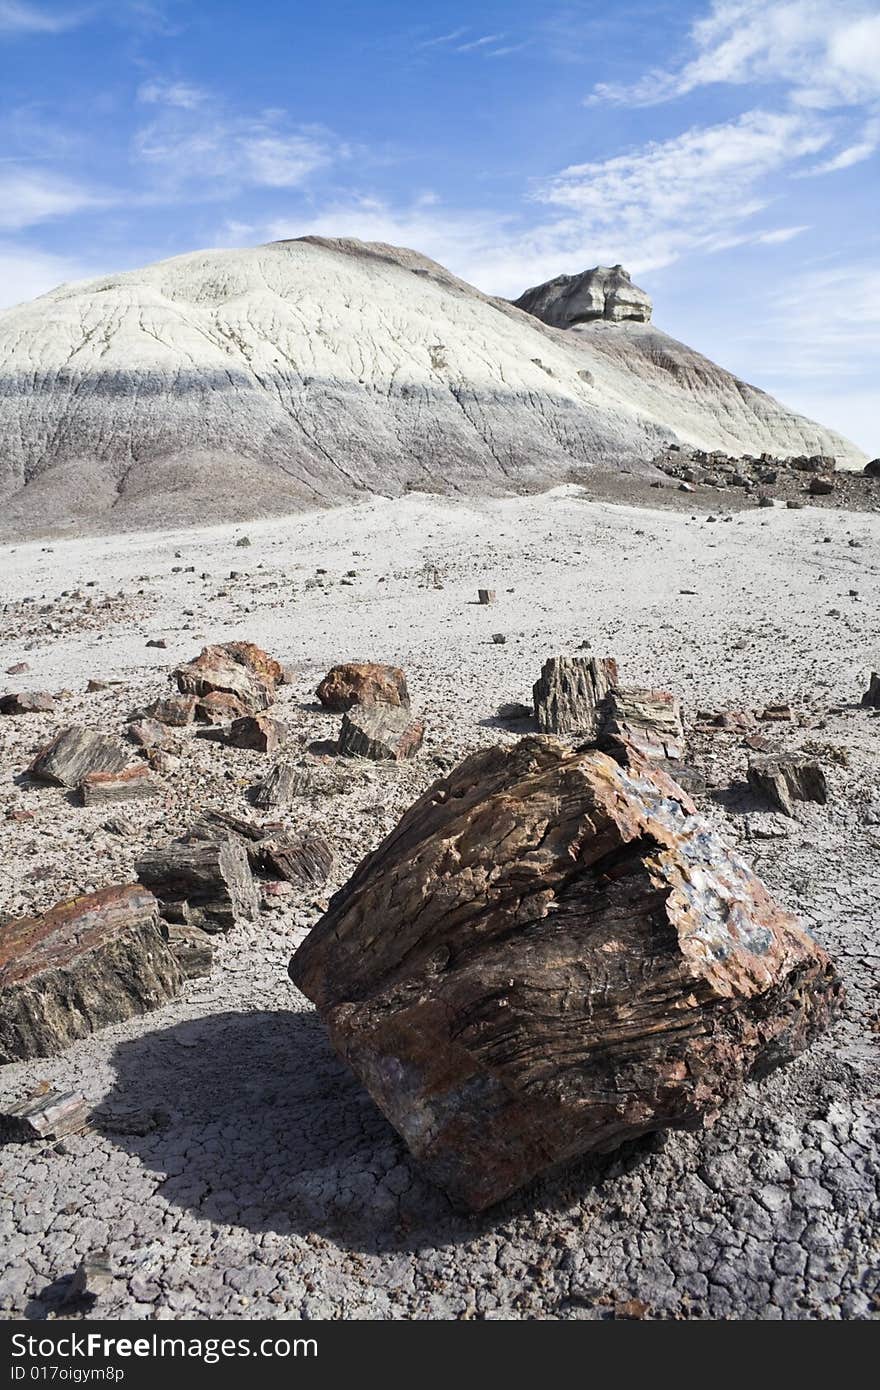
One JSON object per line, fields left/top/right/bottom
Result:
{"left": 0, "top": 1, "right": 84, "bottom": 33}
{"left": 0, "top": 243, "right": 92, "bottom": 308}
{"left": 590, "top": 1, "right": 880, "bottom": 110}
{"left": 0, "top": 167, "right": 106, "bottom": 230}
{"left": 133, "top": 84, "right": 340, "bottom": 193}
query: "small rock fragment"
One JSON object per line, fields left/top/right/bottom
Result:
{"left": 0, "top": 691, "right": 55, "bottom": 715}
{"left": 141, "top": 694, "right": 197, "bottom": 727}
{"left": 79, "top": 764, "right": 159, "bottom": 806}
{"left": 0, "top": 1090, "right": 90, "bottom": 1144}
{"left": 477, "top": 589, "right": 496, "bottom": 604}
{"left": 259, "top": 833, "right": 334, "bottom": 888}
{"left": 339, "top": 704, "right": 425, "bottom": 761}
{"left": 227, "top": 713, "right": 289, "bottom": 753}
{"left": 250, "top": 761, "right": 311, "bottom": 809}
{"left": 861, "top": 672, "right": 880, "bottom": 709}
{"left": 747, "top": 754, "right": 828, "bottom": 816}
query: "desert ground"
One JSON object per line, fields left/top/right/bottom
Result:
{"left": 1, "top": 482, "right": 878, "bottom": 1320}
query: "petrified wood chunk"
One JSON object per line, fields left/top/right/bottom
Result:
{"left": 251, "top": 761, "right": 312, "bottom": 809}
{"left": 339, "top": 704, "right": 425, "bottom": 761}
{"left": 259, "top": 833, "right": 333, "bottom": 888}
{"left": 290, "top": 737, "right": 840, "bottom": 1210}
{"left": 0, "top": 885, "right": 182, "bottom": 1065}
{"left": 141, "top": 695, "right": 197, "bottom": 727}
{"left": 174, "top": 643, "right": 276, "bottom": 714}
{"left": 196, "top": 691, "right": 249, "bottom": 724}
{"left": 598, "top": 688, "right": 685, "bottom": 762}
{"left": 163, "top": 924, "right": 214, "bottom": 979}
{"left": 0, "top": 691, "right": 56, "bottom": 715}
{"left": 316, "top": 662, "right": 410, "bottom": 712}
{"left": 136, "top": 838, "right": 258, "bottom": 932}
{"left": 79, "top": 764, "right": 159, "bottom": 806}
{"left": 533, "top": 656, "right": 618, "bottom": 735}
{"left": 227, "top": 713, "right": 288, "bottom": 753}
{"left": 28, "top": 727, "right": 131, "bottom": 788}
{"left": 862, "top": 672, "right": 880, "bottom": 709}
{"left": 747, "top": 755, "right": 828, "bottom": 817}
{"left": 1, "top": 1089, "right": 90, "bottom": 1143}
{"left": 127, "top": 717, "right": 173, "bottom": 751}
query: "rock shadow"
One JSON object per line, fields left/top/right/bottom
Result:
{"left": 100, "top": 1008, "right": 662, "bottom": 1254}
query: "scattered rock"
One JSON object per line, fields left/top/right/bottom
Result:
{"left": 142, "top": 694, "right": 197, "bottom": 727}
{"left": 145, "top": 638, "right": 168, "bottom": 649}
{"left": 747, "top": 754, "right": 829, "bottom": 816}
{"left": 316, "top": 662, "right": 410, "bottom": 712}
{"left": 27, "top": 726, "right": 131, "bottom": 788}
{"left": 809, "top": 476, "right": 835, "bottom": 496}
{"left": 495, "top": 701, "right": 534, "bottom": 722}
{"left": 0, "top": 691, "right": 55, "bottom": 715}
{"left": 598, "top": 687, "right": 685, "bottom": 762}
{"left": 0, "top": 885, "right": 182, "bottom": 1064}
{"left": 127, "top": 717, "right": 172, "bottom": 751}
{"left": 227, "top": 713, "right": 289, "bottom": 753}
{"left": 290, "top": 737, "right": 841, "bottom": 1210}
{"left": 5, "top": 662, "right": 30, "bottom": 675}
{"left": 477, "top": 589, "right": 496, "bottom": 604}
{"left": 491, "top": 633, "right": 507, "bottom": 645}
{"left": 136, "top": 837, "right": 259, "bottom": 932}
{"left": 79, "top": 764, "right": 159, "bottom": 806}
{"left": 532, "top": 655, "right": 618, "bottom": 735}
{"left": 174, "top": 643, "right": 278, "bottom": 715}
{"left": 0, "top": 1090, "right": 90, "bottom": 1143}
{"left": 196, "top": 691, "right": 250, "bottom": 724}
{"left": 759, "top": 704, "right": 794, "bottom": 722}
{"left": 861, "top": 672, "right": 880, "bottom": 709}
{"left": 338, "top": 704, "right": 425, "bottom": 761}
{"left": 163, "top": 924, "right": 214, "bottom": 979}
{"left": 64, "top": 1251, "right": 113, "bottom": 1306}
{"left": 86, "top": 679, "right": 111, "bottom": 692}
{"left": 259, "top": 832, "right": 334, "bottom": 888}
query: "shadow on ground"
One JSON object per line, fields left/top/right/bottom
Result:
{"left": 99, "top": 1008, "right": 664, "bottom": 1254}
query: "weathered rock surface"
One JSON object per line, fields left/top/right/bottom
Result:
{"left": 196, "top": 691, "right": 249, "bottom": 724}
{"left": 338, "top": 704, "right": 425, "bottom": 761}
{"left": 290, "top": 737, "right": 841, "bottom": 1210}
{"left": 27, "top": 727, "right": 131, "bottom": 788}
{"left": 747, "top": 755, "right": 829, "bottom": 816}
{"left": 0, "top": 239, "right": 863, "bottom": 541}
{"left": 127, "top": 717, "right": 173, "bottom": 750}
{"left": 316, "top": 662, "right": 410, "bottom": 712}
{"left": 0, "top": 885, "right": 182, "bottom": 1065}
{"left": 163, "top": 924, "right": 214, "bottom": 980}
{"left": 514, "top": 264, "right": 653, "bottom": 327}
{"left": 135, "top": 838, "right": 258, "bottom": 933}
{"left": 79, "top": 764, "right": 159, "bottom": 806}
{"left": 141, "top": 695, "right": 197, "bottom": 727}
{"left": 532, "top": 655, "right": 618, "bottom": 735}
{"left": 0, "top": 1089, "right": 90, "bottom": 1143}
{"left": 227, "top": 713, "right": 288, "bottom": 753}
{"left": 0, "top": 691, "right": 55, "bottom": 715}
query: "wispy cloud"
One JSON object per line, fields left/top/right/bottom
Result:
{"left": 0, "top": 166, "right": 106, "bottom": 230}
{"left": 133, "top": 81, "right": 344, "bottom": 194}
{"left": 416, "top": 27, "right": 468, "bottom": 49}
{"left": 456, "top": 33, "right": 504, "bottom": 53}
{"left": 0, "top": 1, "right": 86, "bottom": 33}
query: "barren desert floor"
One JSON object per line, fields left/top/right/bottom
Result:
{"left": 1, "top": 485, "right": 878, "bottom": 1320}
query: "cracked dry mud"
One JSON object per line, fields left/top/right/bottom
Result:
{"left": 1, "top": 485, "right": 878, "bottom": 1320}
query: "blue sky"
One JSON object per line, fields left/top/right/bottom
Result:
{"left": 1, "top": 0, "right": 878, "bottom": 452}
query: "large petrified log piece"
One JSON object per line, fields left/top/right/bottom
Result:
{"left": 316, "top": 662, "right": 410, "bottom": 712}
{"left": 598, "top": 687, "right": 685, "bottom": 762}
{"left": 0, "top": 885, "right": 182, "bottom": 1064}
{"left": 532, "top": 656, "right": 618, "bottom": 735}
{"left": 290, "top": 737, "right": 841, "bottom": 1210}
{"left": 173, "top": 643, "right": 277, "bottom": 714}
{"left": 79, "top": 764, "right": 159, "bottom": 806}
{"left": 28, "top": 727, "right": 132, "bottom": 788}
{"left": 135, "top": 838, "right": 258, "bottom": 932}
{"left": 339, "top": 704, "right": 424, "bottom": 761}
{"left": 747, "top": 754, "right": 828, "bottom": 816}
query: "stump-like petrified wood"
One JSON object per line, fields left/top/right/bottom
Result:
{"left": 0, "top": 885, "right": 182, "bottom": 1064}
{"left": 339, "top": 704, "right": 424, "bottom": 761}
{"left": 533, "top": 656, "right": 618, "bottom": 735}
{"left": 250, "top": 761, "right": 311, "bottom": 809}
{"left": 316, "top": 662, "right": 409, "bottom": 712}
{"left": 28, "top": 727, "right": 132, "bottom": 788}
{"left": 290, "top": 737, "right": 841, "bottom": 1210}
{"left": 747, "top": 754, "right": 828, "bottom": 817}
{"left": 135, "top": 838, "right": 258, "bottom": 932}
{"left": 598, "top": 688, "right": 685, "bottom": 762}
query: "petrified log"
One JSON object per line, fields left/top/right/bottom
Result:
{"left": 163, "top": 924, "right": 214, "bottom": 979}
{"left": 259, "top": 833, "right": 333, "bottom": 888}
{"left": 196, "top": 691, "right": 249, "bottom": 724}
{"left": 227, "top": 713, "right": 288, "bottom": 753}
{"left": 339, "top": 704, "right": 425, "bottom": 761}
{"left": 316, "top": 662, "right": 409, "bottom": 712}
{"left": 477, "top": 589, "right": 496, "bottom": 605}
{"left": 0, "top": 885, "right": 182, "bottom": 1065}
{"left": 533, "top": 656, "right": 618, "bottom": 735}
{"left": 1, "top": 1089, "right": 90, "bottom": 1143}
{"left": 141, "top": 695, "right": 197, "bottom": 727}
{"left": 290, "top": 737, "right": 840, "bottom": 1210}
{"left": 135, "top": 838, "right": 258, "bottom": 932}
{"left": 27, "top": 727, "right": 131, "bottom": 788}
{"left": 174, "top": 643, "right": 276, "bottom": 714}
{"left": 79, "top": 764, "right": 159, "bottom": 806}
{"left": 251, "top": 761, "right": 312, "bottom": 809}
{"left": 747, "top": 755, "right": 828, "bottom": 816}
{"left": 861, "top": 672, "right": 880, "bottom": 709}
{"left": 598, "top": 688, "right": 685, "bottom": 762}
{"left": 127, "top": 717, "right": 173, "bottom": 751}
{"left": 0, "top": 691, "right": 55, "bottom": 715}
